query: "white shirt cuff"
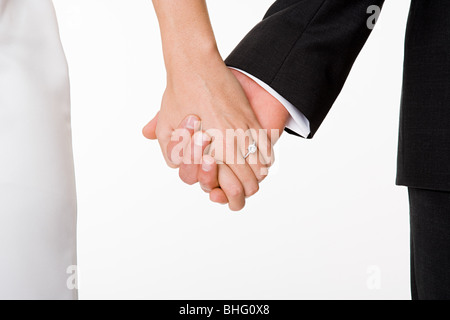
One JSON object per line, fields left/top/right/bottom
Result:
{"left": 229, "top": 68, "right": 311, "bottom": 138}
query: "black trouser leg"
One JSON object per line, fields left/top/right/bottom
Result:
{"left": 408, "top": 187, "right": 450, "bottom": 300}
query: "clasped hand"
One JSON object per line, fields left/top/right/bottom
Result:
{"left": 143, "top": 63, "right": 288, "bottom": 211}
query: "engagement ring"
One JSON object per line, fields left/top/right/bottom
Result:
{"left": 244, "top": 141, "right": 257, "bottom": 159}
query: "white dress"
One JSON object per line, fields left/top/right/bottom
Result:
{"left": 0, "top": 0, "right": 77, "bottom": 299}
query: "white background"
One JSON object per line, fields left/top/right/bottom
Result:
{"left": 52, "top": 0, "right": 412, "bottom": 300}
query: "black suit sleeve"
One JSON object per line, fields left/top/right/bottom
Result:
{"left": 225, "top": 0, "right": 385, "bottom": 138}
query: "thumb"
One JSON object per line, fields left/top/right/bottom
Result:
{"left": 142, "top": 112, "right": 159, "bottom": 140}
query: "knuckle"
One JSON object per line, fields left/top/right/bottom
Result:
{"left": 228, "top": 184, "right": 244, "bottom": 198}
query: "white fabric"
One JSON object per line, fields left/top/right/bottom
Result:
{"left": 229, "top": 68, "right": 311, "bottom": 138}
{"left": 0, "top": 0, "right": 77, "bottom": 299}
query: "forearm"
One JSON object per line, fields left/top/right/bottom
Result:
{"left": 152, "top": 0, "right": 224, "bottom": 77}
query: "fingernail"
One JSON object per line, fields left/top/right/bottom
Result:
{"left": 201, "top": 185, "right": 212, "bottom": 193}
{"left": 202, "top": 155, "right": 215, "bottom": 172}
{"left": 186, "top": 116, "right": 200, "bottom": 130}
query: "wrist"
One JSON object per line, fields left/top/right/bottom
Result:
{"left": 164, "top": 42, "right": 223, "bottom": 77}
{"left": 165, "top": 50, "right": 226, "bottom": 90}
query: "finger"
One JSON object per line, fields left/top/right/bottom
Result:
{"left": 142, "top": 112, "right": 159, "bottom": 140}
{"left": 227, "top": 159, "right": 259, "bottom": 198}
{"left": 225, "top": 134, "right": 260, "bottom": 198}
{"left": 244, "top": 129, "right": 274, "bottom": 183}
{"left": 155, "top": 120, "right": 178, "bottom": 169}
{"left": 254, "top": 127, "right": 275, "bottom": 168}
{"left": 198, "top": 154, "right": 219, "bottom": 193}
{"left": 198, "top": 155, "right": 228, "bottom": 204}
{"left": 245, "top": 150, "right": 270, "bottom": 183}
{"left": 210, "top": 188, "right": 228, "bottom": 205}
{"left": 178, "top": 131, "right": 211, "bottom": 185}
{"left": 217, "top": 164, "right": 246, "bottom": 211}
{"left": 166, "top": 115, "right": 201, "bottom": 166}
{"left": 199, "top": 155, "right": 228, "bottom": 204}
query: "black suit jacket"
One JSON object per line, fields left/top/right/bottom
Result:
{"left": 226, "top": 0, "right": 450, "bottom": 192}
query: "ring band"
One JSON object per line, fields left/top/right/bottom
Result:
{"left": 244, "top": 141, "right": 257, "bottom": 159}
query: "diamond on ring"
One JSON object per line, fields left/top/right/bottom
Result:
{"left": 244, "top": 141, "right": 257, "bottom": 159}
